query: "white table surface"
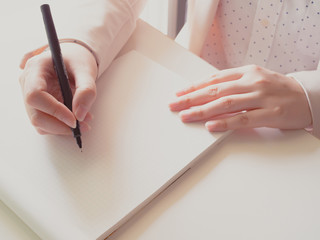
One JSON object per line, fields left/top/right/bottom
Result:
{"left": 1, "top": 4, "right": 320, "bottom": 240}
{"left": 111, "top": 20, "right": 320, "bottom": 240}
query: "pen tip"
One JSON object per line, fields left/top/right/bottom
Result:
{"left": 76, "top": 136, "right": 82, "bottom": 150}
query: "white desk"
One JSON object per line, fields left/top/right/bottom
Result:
{"left": 1, "top": 7, "right": 320, "bottom": 240}
{"left": 110, "top": 20, "right": 320, "bottom": 240}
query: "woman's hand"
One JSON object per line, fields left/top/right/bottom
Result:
{"left": 19, "top": 43, "right": 98, "bottom": 135}
{"left": 169, "top": 65, "right": 312, "bottom": 132}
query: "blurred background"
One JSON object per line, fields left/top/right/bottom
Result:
{"left": 140, "top": 0, "right": 187, "bottom": 38}
{"left": 1, "top": 0, "right": 187, "bottom": 38}
{"left": 0, "top": 0, "right": 188, "bottom": 87}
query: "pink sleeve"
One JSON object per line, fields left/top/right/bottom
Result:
{"left": 21, "top": 0, "right": 147, "bottom": 78}
{"left": 58, "top": 0, "right": 147, "bottom": 77}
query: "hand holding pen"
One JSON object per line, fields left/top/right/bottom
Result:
{"left": 19, "top": 5, "right": 97, "bottom": 144}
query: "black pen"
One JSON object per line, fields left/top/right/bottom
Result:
{"left": 40, "top": 4, "right": 82, "bottom": 149}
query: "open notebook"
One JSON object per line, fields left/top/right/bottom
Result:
{"left": 0, "top": 51, "right": 229, "bottom": 240}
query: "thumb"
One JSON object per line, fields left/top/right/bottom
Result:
{"left": 72, "top": 69, "right": 97, "bottom": 122}
{"left": 60, "top": 43, "right": 98, "bottom": 122}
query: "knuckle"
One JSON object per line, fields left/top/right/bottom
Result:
{"left": 30, "top": 112, "right": 42, "bottom": 128}
{"left": 254, "top": 77, "right": 271, "bottom": 87}
{"left": 51, "top": 105, "right": 63, "bottom": 119}
{"left": 221, "top": 97, "right": 233, "bottom": 109}
{"left": 195, "top": 108, "right": 205, "bottom": 118}
{"left": 207, "top": 86, "right": 219, "bottom": 97}
{"left": 247, "top": 64, "right": 261, "bottom": 72}
{"left": 239, "top": 114, "right": 249, "bottom": 125}
{"left": 24, "top": 90, "right": 39, "bottom": 106}
{"left": 273, "top": 106, "right": 284, "bottom": 116}
{"left": 218, "top": 120, "right": 228, "bottom": 130}
{"left": 79, "top": 86, "right": 97, "bottom": 100}
{"left": 181, "top": 96, "right": 191, "bottom": 106}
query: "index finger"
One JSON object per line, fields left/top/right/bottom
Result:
{"left": 25, "top": 90, "right": 76, "bottom": 128}
{"left": 176, "top": 68, "right": 246, "bottom": 97}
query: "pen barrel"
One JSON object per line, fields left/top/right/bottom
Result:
{"left": 40, "top": 4, "right": 73, "bottom": 111}
{"left": 41, "top": 4, "right": 81, "bottom": 144}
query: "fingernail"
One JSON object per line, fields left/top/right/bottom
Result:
{"left": 60, "top": 116, "right": 76, "bottom": 128}
{"left": 176, "top": 90, "right": 187, "bottom": 97}
{"left": 75, "top": 104, "right": 88, "bottom": 122}
{"left": 176, "top": 92, "right": 184, "bottom": 97}
{"left": 168, "top": 101, "right": 180, "bottom": 111}
{"left": 205, "top": 121, "right": 225, "bottom": 132}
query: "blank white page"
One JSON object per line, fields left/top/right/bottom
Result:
{"left": 0, "top": 51, "right": 228, "bottom": 240}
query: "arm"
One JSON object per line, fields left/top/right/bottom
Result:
{"left": 59, "top": 0, "right": 147, "bottom": 77}
{"left": 21, "top": 0, "right": 147, "bottom": 77}
{"left": 19, "top": 0, "right": 147, "bottom": 135}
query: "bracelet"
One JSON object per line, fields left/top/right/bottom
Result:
{"left": 21, "top": 39, "right": 99, "bottom": 74}
{"left": 58, "top": 38, "right": 99, "bottom": 69}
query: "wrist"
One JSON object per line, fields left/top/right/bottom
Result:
{"left": 58, "top": 39, "right": 99, "bottom": 70}
{"left": 20, "top": 39, "right": 99, "bottom": 75}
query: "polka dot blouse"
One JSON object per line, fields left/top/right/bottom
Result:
{"left": 201, "top": 0, "right": 320, "bottom": 74}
